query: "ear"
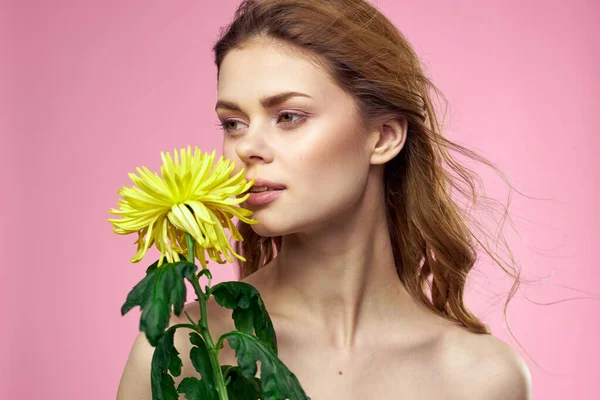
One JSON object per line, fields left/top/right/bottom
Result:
{"left": 368, "top": 117, "right": 408, "bottom": 165}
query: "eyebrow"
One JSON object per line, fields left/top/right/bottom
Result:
{"left": 215, "top": 91, "right": 313, "bottom": 112}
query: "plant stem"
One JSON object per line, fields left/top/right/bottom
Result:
{"left": 191, "top": 275, "right": 229, "bottom": 400}
{"left": 185, "top": 233, "right": 229, "bottom": 400}
{"left": 186, "top": 233, "right": 195, "bottom": 266}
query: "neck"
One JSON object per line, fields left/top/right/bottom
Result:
{"left": 263, "top": 176, "right": 416, "bottom": 351}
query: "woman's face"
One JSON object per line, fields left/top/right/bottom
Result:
{"left": 216, "top": 41, "right": 375, "bottom": 237}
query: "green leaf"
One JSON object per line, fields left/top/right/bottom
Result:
{"left": 222, "top": 365, "right": 264, "bottom": 400}
{"left": 120, "top": 260, "right": 160, "bottom": 316}
{"left": 210, "top": 282, "right": 278, "bottom": 356}
{"left": 187, "top": 332, "right": 219, "bottom": 400}
{"left": 121, "top": 260, "right": 197, "bottom": 346}
{"left": 221, "top": 364, "right": 234, "bottom": 384}
{"left": 224, "top": 331, "right": 311, "bottom": 400}
{"left": 151, "top": 328, "right": 182, "bottom": 400}
{"left": 159, "top": 374, "right": 179, "bottom": 400}
{"left": 177, "top": 377, "right": 214, "bottom": 400}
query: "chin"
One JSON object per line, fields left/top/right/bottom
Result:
{"left": 250, "top": 224, "right": 285, "bottom": 238}
{"left": 248, "top": 214, "right": 293, "bottom": 237}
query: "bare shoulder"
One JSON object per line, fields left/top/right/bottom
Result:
{"left": 174, "top": 295, "right": 237, "bottom": 340}
{"left": 171, "top": 296, "right": 238, "bottom": 367}
{"left": 436, "top": 327, "right": 533, "bottom": 400}
{"left": 117, "top": 297, "right": 236, "bottom": 399}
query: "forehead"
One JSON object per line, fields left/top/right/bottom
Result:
{"left": 217, "top": 42, "right": 335, "bottom": 102}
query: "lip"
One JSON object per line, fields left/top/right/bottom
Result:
{"left": 237, "top": 177, "right": 286, "bottom": 199}
{"left": 248, "top": 178, "right": 286, "bottom": 190}
{"left": 245, "top": 189, "right": 285, "bottom": 206}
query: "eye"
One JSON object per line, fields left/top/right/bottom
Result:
{"left": 215, "top": 111, "right": 307, "bottom": 136}
{"left": 277, "top": 112, "right": 304, "bottom": 126}
{"left": 215, "top": 119, "right": 248, "bottom": 134}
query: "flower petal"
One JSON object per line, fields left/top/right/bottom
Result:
{"left": 109, "top": 145, "right": 256, "bottom": 267}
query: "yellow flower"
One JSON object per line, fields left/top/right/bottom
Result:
{"left": 107, "top": 146, "right": 257, "bottom": 268}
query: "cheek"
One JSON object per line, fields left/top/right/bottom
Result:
{"left": 222, "top": 142, "right": 243, "bottom": 174}
{"left": 293, "top": 123, "right": 368, "bottom": 205}
{"left": 222, "top": 141, "right": 236, "bottom": 160}
{"left": 306, "top": 119, "right": 366, "bottom": 175}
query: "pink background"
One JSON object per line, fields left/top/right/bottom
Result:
{"left": 2, "top": 0, "right": 598, "bottom": 398}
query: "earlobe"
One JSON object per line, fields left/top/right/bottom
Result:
{"left": 369, "top": 117, "right": 408, "bottom": 165}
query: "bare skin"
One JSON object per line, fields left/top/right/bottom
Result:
{"left": 117, "top": 38, "right": 531, "bottom": 399}
{"left": 118, "top": 262, "right": 531, "bottom": 399}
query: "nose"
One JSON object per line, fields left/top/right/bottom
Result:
{"left": 234, "top": 125, "right": 274, "bottom": 165}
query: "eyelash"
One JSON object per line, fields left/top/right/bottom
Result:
{"left": 215, "top": 112, "right": 307, "bottom": 136}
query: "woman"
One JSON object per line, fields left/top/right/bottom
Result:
{"left": 118, "top": 0, "right": 532, "bottom": 398}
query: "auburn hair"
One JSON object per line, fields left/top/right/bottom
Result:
{"left": 212, "top": 0, "right": 528, "bottom": 338}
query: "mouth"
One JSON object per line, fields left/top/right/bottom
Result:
{"left": 244, "top": 188, "right": 285, "bottom": 206}
{"left": 238, "top": 178, "right": 286, "bottom": 198}
{"left": 237, "top": 187, "right": 283, "bottom": 198}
